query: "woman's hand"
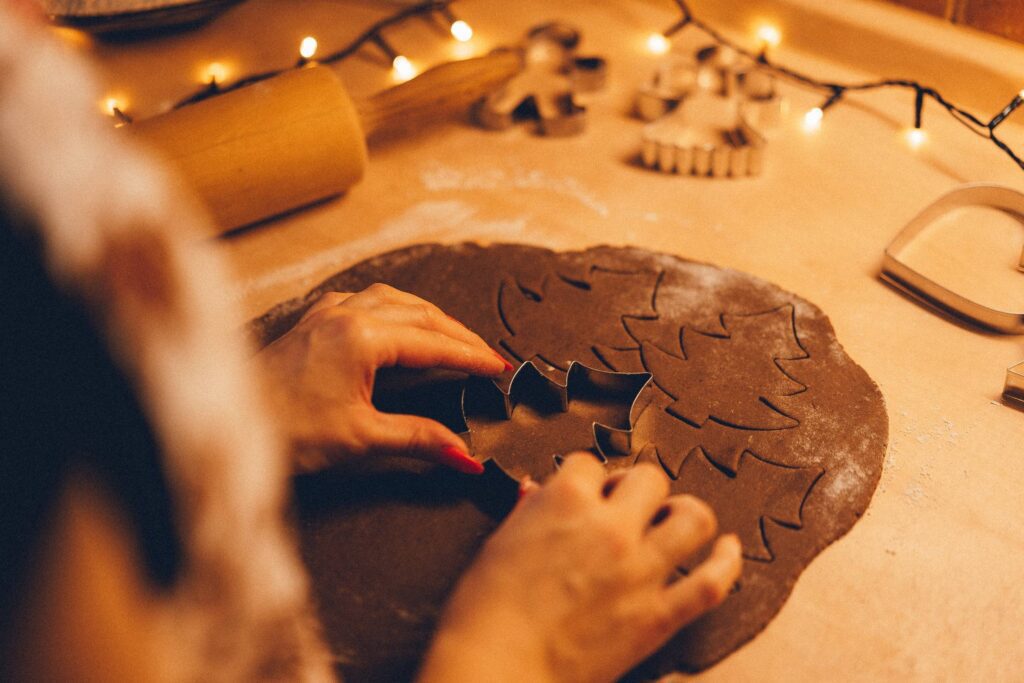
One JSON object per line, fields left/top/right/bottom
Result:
{"left": 259, "top": 284, "right": 511, "bottom": 474}
{"left": 420, "top": 453, "right": 743, "bottom": 683}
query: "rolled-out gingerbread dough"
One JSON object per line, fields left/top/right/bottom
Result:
{"left": 254, "top": 243, "right": 888, "bottom": 681}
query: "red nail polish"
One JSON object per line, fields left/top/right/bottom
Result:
{"left": 438, "top": 445, "right": 484, "bottom": 475}
{"left": 492, "top": 349, "right": 514, "bottom": 372}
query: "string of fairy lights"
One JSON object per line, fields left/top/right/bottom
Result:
{"left": 647, "top": 0, "right": 1024, "bottom": 170}
{"left": 105, "top": 0, "right": 472, "bottom": 125}
{"left": 100, "top": 0, "right": 1024, "bottom": 171}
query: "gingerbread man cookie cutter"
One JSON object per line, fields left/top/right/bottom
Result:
{"left": 636, "top": 46, "right": 783, "bottom": 177}
{"left": 473, "top": 23, "right": 607, "bottom": 137}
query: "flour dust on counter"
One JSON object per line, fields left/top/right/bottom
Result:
{"left": 252, "top": 243, "right": 888, "bottom": 681}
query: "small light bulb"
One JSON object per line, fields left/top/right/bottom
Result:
{"left": 299, "top": 36, "right": 318, "bottom": 60}
{"left": 204, "top": 62, "right": 229, "bottom": 85}
{"left": 52, "top": 27, "right": 90, "bottom": 48}
{"left": 646, "top": 33, "right": 670, "bottom": 55}
{"left": 803, "top": 107, "right": 823, "bottom": 133}
{"left": 905, "top": 127, "right": 927, "bottom": 149}
{"left": 104, "top": 97, "right": 121, "bottom": 115}
{"left": 392, "top": 55, "right": 416, "bottom": 81}
{"left": 1018, "top": 88, "right": 1024, "bottom": 100}
{"left": 756, "top": 24, "right": 781, "bottom": 48}
{"left": 450, "top": 19, "right": 473, "bottom": 42}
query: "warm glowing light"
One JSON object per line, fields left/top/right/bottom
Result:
{"left": 905, "top": 127, "right": 927, "bottom": 149}
{"left": 52, "top": 27, "right": 91, "bottom": 48}
{"left": 203, "top": 62, "right": 229, "bottom": 84}
{"left": 802, "top": 107, "right": 823, "bottom": 133}
{"left": 104, "top": 97, "right": 122, "bottom": 115}
{"left": 756, "top": 24, "right": 781, "bottom": 48}
{"left": 450, "top": 19, "right": 473, "bottom": 42}
{"left": 646, "top": 33, "right": 670, "bottom": 55}
{"left": 392, "top": 55, "right": 416, "bottom": 81}
{"left": 1018, "top": 88, "right": 1024, "bottom": 100}
{"left": 299, "top": 36, "right": 318, "bottom": 60}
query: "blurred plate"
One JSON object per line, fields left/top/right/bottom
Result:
{"left": 43, "top": 0, "right": 243, "bottom": 35}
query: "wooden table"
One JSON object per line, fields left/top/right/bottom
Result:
{"left": 86, "top": 0, "right": 1024, "bottom": 678}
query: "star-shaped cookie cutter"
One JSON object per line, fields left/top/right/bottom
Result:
{"left": 461, "top": 360, "right": 653, "bottom": 476}
{"left": 473, "top": 23, "right": 607, "bottom": 136}
{"left": 635, "top": 45, "right": 783, "bottom": 177}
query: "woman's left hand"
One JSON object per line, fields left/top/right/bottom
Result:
{"left": 258, "top": 284, "right": 511, "bottom": 474}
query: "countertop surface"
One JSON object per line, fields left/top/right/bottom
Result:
{"left": 87, "top": 0, "right": 1024, "bottom": 679}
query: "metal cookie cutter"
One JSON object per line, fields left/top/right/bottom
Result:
{"left": 636, "top": 45, "right": 783, "bottom": 177}
{"left": 880, "top": 184, "right": 1024, "bottom": 408}
{"left": 1005, "top": 362, "right": 1024, "bottom": 408}
{"left": 473, "top": 23, "right": 607, "bottom": 136}
{"left": 462, "top": 360, "right": 652, "bottom": 479}
{"left": 880, "top": 184, "right": 1024, "bottom": 334}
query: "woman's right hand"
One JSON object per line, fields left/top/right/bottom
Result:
{"left": 420, "top": 453, "right": 742, "bottom": 683}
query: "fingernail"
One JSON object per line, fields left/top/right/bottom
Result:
{"left": 492, "top": 349, "right": 514, "bottom": 372}
{"left": 438, "top": 445, "right": 484, "bottom": 475}
{"left": 517, "top": 476, "right": 537, "bottom": 500}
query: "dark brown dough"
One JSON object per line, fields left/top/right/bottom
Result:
{"left": 254, "top": 243, "right": 888, "bottom": 681}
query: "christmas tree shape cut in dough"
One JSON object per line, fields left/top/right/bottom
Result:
{"left": 668, "top": 447, "right": 822, "bottom": 561}
{"left": 499, "top": 268, "right": 659, "bottom": 372}
{"left": 639, "top": 306, "right": 808, "bottom": 430}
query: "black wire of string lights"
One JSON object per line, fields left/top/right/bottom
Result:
{"left": 109, "top": 0, "right": 470, "bottom": 124}
{"left": 655, "top": 0, "right": 1024, "bottom": 171}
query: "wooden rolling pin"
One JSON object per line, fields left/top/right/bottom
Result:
{"left": 131, "top": 52, "right": 521, "bottom": 233}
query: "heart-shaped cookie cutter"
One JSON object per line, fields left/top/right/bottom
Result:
{"left": 880, "top": 183, "right": 1024, "bottom": 334}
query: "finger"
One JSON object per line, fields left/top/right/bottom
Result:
{"left": 645, "top": 495, "right": 718, "bottom": 567}
{"left": 663, "top": 534, "right": 742, "bottom": 626}
{"left": 518, "top": 476, "right": 541, "bottom": 501}
{"left": 376, "top": 324, "right": 508, "bottom": 377}
{"left": 348, "top": 282, "right": 415, "bottom": 305}
{"left": 359, "top": 411, "right": 483, "bottom": 475}
{"left": 302, "top": 291, "right": 354, "bottom": 319}
{"left": 347, "top": 285, "right": 496, "bottom": 350}
{"left": 345, "top": 283, "right": 440, "bottom": 309}
{"left": 604, "top": 463, "right": 670, "bottom": 523}
{"left": 549, "top": 451, "right": 607, "bottom": 499}
{"left": 366, "top": 304, "right": 511, "bottom": 372}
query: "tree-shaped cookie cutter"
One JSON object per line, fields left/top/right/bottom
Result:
{"left": 636, "top": 46, "right": 783, "bottom": 177}
{"left": 462, "top": 361, "right": 652, "bottom": 476}
{"left": 473, "top": 23, "right": 607, "bottom": 137}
